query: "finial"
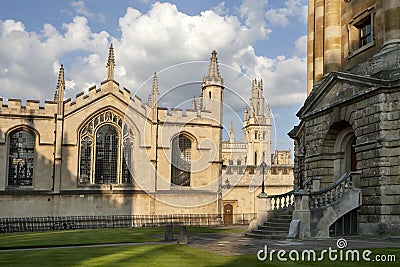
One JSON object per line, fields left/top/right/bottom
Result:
{"left": 150, "top": 72, "right": 159, "bottom": 108}
{"left": 152, "top": 72, "right": 159, "bottom": 94}
{"left": 229, "top": 121, "right": 235, "bottom": 143}
{"left": 54, "top": 64, "right": 65, "bottom": 115}
{"left": 191, "top": 95, "right": 197, "bottom": 110}
{"left": 107, "top": 43, "right": 115, "bottom": 80}
{"left": 244, "top": 106, "right": 248, "bottom": 121}
{"left": 202, "top": 50, "right": 223, "bottom": 87}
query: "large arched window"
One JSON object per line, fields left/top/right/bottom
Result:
{"left": 171, "top": 134, "right": 191, "bottom": 186}
{"left": 78, "top": 110, "right": 134, "bottom": 185}
{"left": 95, "top": 124, "right": 119, "bottom": 184}
{"left": 8, "top": 130, "right": 35, "bottom": 186}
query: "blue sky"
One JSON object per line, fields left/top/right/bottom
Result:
{"left": 0, "top": 0, "right": 308, "bottom": 153}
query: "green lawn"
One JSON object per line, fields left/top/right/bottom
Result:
{"left": 0, "top": 227, "right": 243, "bottom": 249}
{"left": 0, "top": 228, "right": 398, "bottom": 266}
{"left": 0, "top": 245, "right": 398, "bottom": 267}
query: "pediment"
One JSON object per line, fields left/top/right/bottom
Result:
{"left": 298, "top": 72, "right": 383, "bottom": 118}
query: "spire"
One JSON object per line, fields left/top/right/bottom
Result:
{"left": 151, "top": 72, "right": 159, "bottom": 107}
{"left": 191, "top": 95, "right": 197, "bottom": 110}
{"left": 202, "top": 50, "right": 223, "bottom": 87}
{"left": 107, "top": 43, "right": 115, "bottom": 80}
{"left": 54, "top": 64, "right": 65, "bottom": 115}
{"left": 229, "top": 121, "right": 235, "bottom": 143}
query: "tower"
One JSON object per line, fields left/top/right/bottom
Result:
{"left": 243, "top": 78, "right": 271, "bottom": 166}
{"left": 201, "top": 50, "right": 224, "bottom": 122}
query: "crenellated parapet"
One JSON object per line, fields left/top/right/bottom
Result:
{"left": 157, "top": 106, "right": 215, "bottom": 125}
{"left": 0, "top": 98, "right": 57, "bottom": 117}
{"left": 64, "top": 80, "right": 137, "bottom": 113}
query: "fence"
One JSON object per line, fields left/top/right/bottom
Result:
{"left": 0, "top": 213, "right": 256, "bottom": 233}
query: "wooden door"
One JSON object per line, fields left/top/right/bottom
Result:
{"left": 223, "top": 204, "right": 233, "bottom": 225}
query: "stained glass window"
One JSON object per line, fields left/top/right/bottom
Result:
{"left": 8, "top": 130, "right": 35, "bottom": 186}
{"left": 122, "top": 138, "right": 133, "bottom": 183}
{"left": 171, "top": 134, "right": 191, "bottom": 186}
{"left": 95, "top": 124, "right": 119, "bottom": 184}
{"left": 79, "top": 137, "right": 92, "bottom": 184}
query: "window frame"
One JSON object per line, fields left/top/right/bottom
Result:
{"left": 7, "top": 127, "right": 36, "bottom": 188}
{"left": 347, "top": 6, "right": 375, "bottom": 58}
{"left": 77, "top": 110, "right": 134, "bottom": 186}
{"left": 171, "top": 134, "right": 192, "bottom": 187}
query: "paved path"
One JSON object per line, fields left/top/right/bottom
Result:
{"left": 186, "top": 231, "right": 400, "bottom": 256}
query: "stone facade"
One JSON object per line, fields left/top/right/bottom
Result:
{"left": 291, "top": 0, "right": 400, "bottom": 235}
{"left": 0, "top": 47, "right": 293, "bottom": 220}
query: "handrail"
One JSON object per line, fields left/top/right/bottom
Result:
{"left": 308, "top": 171, "right": 361, "bottom": 209}
{"left": 267, "top": 190, "right": 295, "bottom": 211}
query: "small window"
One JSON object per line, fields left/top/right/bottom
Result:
{"left": 357, "top": 18, "right": 372, "bottom": 48}
{"left": 348, "top": 7, "right": 375, "bottom": 57}
{"left": 209, "top": 91, "right": 212, "bottom": 99}
{"left": 228, "top": 160, "right": 233, "bottom": 165}
{"left": 237, "top": 159, "right": 242, "bottom": 166}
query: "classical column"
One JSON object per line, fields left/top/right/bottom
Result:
{"left": 323, "top": 0, "right": 341, "bottom": 74}
{"left": 307, "top": 0, "right": 315, "bottom": 95}
{"left": 382, "top": 0, "right": 400, "bottom": 50}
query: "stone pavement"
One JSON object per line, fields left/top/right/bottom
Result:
{"left": 186, "top": 227, "right": 400, "bottom": 256}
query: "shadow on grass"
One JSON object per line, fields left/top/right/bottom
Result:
{"left": 0, "top": 245, "right": 399, "bottom": 267}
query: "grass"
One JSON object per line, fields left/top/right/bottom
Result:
{"left": 0, "top": 227, "right": 243, "bottom": 248}
{"left": 0, "top": 245, "right": 398, "bottom": 267}
{"left": 0, "top": 228, "right": 398, "bottom": 266}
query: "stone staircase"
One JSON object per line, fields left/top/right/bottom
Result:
{"left": 245, "top": 208, "right": 293, "bottom": 239}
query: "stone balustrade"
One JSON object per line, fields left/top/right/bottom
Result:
{"left": 308, "top": 171, "right": 361, "bottom": 209}
{"left": 267, "top": 190, "right": 295, "bottom": 211}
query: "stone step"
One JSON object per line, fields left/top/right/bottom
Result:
{"left": 268, "top": 218, "right": 292, "bottom": 224}
{"left": 252, "top": 229, "right": 288, "bottom": 236}
{"left": 274, "top": 214, "right": 292, "bottom": 219}
{"left": 262, "top": 221, "right": 291, "bottom": 226}
{"left": 245, "top": 232, "right": 287, "bottom": 240}
{"left": 258, "top": 225, "right": 289, "bottom": 231}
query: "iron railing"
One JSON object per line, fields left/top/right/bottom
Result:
{"left": 0, "top": 213, "right": 256, "bottom": 233}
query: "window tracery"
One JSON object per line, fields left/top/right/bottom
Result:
{"left": 8, "top": 130, "right": 35, "bottom": 186}
{"left": 78, "top": 110, "right": 133, "bottom": 185}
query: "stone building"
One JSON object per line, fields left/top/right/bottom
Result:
{"left": 0, "top": 47, "right": 293, "bottom": 222}
{"left": 288, "top": 0, "right": 400, "bottom": 236}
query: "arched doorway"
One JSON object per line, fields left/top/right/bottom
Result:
{"left": 223, "top": 204, "right": 233, "bottom": 225}
{"left": 321, "top": 121, "right": 356, "bottom": 188}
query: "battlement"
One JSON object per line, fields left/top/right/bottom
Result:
{"left": 222, "top": 142, "right": 248, "bottom": 150}
{"left": 0, "top": 98, "right": 57, "bottom": 116}
{"left": 63, "top": 80, "right": 149, "bottom": 116}
{"left": 157, "top": 106, "right": 217, "bottom": 124}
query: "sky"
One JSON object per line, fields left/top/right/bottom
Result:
{"left": 0, "top": 0, "right": 308, "bottom": 155}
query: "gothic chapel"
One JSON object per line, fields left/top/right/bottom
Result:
{"left": 0, "top": 47, "right": 293, "bottom": 222}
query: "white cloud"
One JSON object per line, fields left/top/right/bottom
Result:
{"left": 265, "top": 0, "right": 307, "bottom": 27}
{"left": 0, "top": 1, "right": 306, "bottom": 110}
{"left": 294, "top": 35, "right": 307, "bottom": 56}
{"left": 0, "top": 17, "right": 109, "bottom": 100}
{"left": 72, "top": 1, "right": 94, "bottom": 18}
{"left": 212, "top": 2, "right": 228, "bottom": 16}
{"left": 71, "top": 1, "right": 106, "bottom": 23}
